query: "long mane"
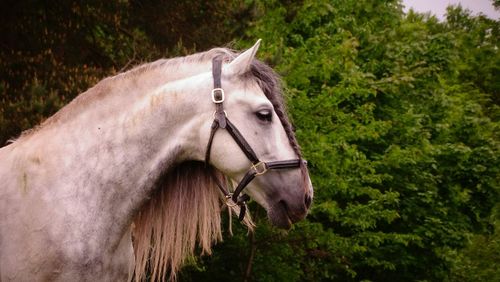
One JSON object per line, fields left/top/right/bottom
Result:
{"left": 133, "top": 162, "right": 252, "bottom": 281}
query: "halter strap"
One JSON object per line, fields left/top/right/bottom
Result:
{"left": 212, "top": 57, "right": 227, "bottom": 129}
{"left": 205, "top": 57, "right": 303, "bottom": 221}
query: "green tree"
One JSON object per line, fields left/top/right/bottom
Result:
{"left": 181, "top": 1, "right": 499, "bottom": 281}
{"left": 0, "top": 1, "right": 151, "bottom": 144}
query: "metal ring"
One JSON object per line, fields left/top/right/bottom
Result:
{"left": 252, "top": 161, "right": 268, "bottom": 176}
{"left": 211, "top": 88, "right": 225, "bottom": 104}
{"left": 225, "top": 195, "right": 238, "bottom": 207}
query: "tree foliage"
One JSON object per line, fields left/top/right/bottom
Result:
{"left": 1, "top": 1, "right": 499, "bottom": 281}
{"left": 0, "top": 0, "right": 250, "bottom": 144}
{"left": 181, "top": 1, "right": 499, "bottom": 281}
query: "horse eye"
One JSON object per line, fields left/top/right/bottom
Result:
{"left": 255, "top": 109, "right": 272, "bottom": 122}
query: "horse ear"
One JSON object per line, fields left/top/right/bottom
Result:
{"left": 225, "top": 39, "right": 261, "bottom": 76}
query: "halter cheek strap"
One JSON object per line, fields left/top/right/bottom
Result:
{"left": 205, "top": 57, "right": 303, "bottom": 221}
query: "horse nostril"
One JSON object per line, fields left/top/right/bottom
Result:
{"left": 304, "top": 194, "right": 312, "bottom": 209}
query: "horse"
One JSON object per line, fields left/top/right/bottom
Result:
{"left": 0, "top": 40, "right": 313, "bottom": 281}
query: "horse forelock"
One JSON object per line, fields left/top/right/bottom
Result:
{"left": 247, "top": 60, "right": 303, "bottom": 160}
{"left": 246, "top": 59, "right": 309, "bottom": 195}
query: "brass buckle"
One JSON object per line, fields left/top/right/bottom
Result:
{"left": 211, "top": 88, "right": 225, "bottom": 104}
{"left": 225, "top": 194, "right": 238, "bottom": 207}
{"left": 252, "top": 162, "right": 268, "bottom": 176}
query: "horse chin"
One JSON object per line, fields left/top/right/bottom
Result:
{"left": 267, "top": 201, "right": 293, "bottom": 229}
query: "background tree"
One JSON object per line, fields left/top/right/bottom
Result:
{"left": 181, "top": 1, "right": 499, "bottom": 281}
{"left": 0, "top": 0, "right": 251, "bottom": 145}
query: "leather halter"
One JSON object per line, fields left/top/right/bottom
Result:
{"left": 205, "top": 57, "right": 302, "bottom": 221}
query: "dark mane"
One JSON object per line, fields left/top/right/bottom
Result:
{"left": 248, "top": 60, "right": 302, "bottom": 159}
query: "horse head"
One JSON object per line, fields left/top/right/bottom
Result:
{"left": 204, "top": 41, "right": 313, "bottom": 229}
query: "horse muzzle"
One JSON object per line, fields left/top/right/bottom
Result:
{"left": 267, "top": 191, "right": 312, "bottom": 229}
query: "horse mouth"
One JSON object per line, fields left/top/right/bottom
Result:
{"left": 268, "top": 200, "right": 304, "bottom": 229}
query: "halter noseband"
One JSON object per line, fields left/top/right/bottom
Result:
{"left": 205, "top": 57, "right": 303, "bottom": 221}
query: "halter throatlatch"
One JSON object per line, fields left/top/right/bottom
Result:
{"left": 205, "top": 57, "right": 302, "bottom": 221}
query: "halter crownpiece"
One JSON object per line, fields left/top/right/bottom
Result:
{"left": 205, "top": 56, "right": 303, "bottom": 221}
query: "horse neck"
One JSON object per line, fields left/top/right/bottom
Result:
{"left": 11, "top": 62, "right": 213, "bottom": 246}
